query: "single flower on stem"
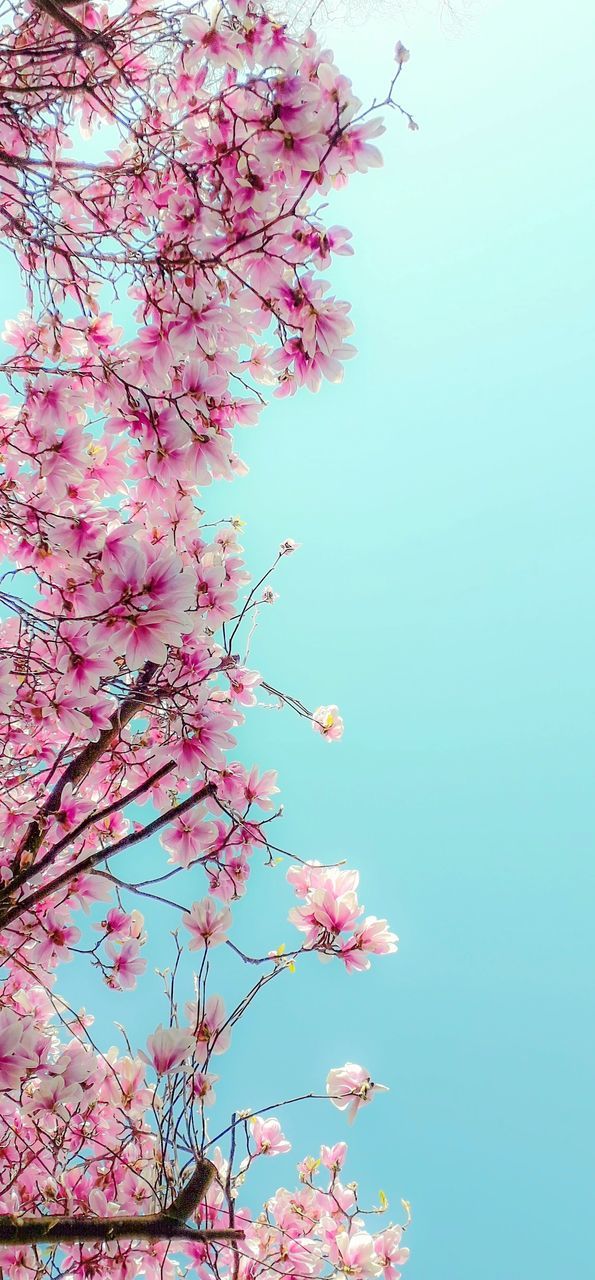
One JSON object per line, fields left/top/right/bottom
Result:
{"left": 326, "top": 1063, "right": 388, "bottom": 1123}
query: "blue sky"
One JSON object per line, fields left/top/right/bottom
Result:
{"left": 3, "top": 1, "right": 595, "bottom": 1276}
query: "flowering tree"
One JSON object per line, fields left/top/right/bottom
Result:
{"left": 0, "top": 1, "right": 415, "bottom": 1277}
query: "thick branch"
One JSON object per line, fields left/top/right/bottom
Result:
{"left": 0, "top": 1157, "right": 242, "bottom": 1248}
{"left": 33, "top": 0, "right": 114, "bottom": 47}
{"left": 0, "top": 1216, "right": 242, "bottom": 1247}
{"left": 168, "top": 1158, "right": 217, "bottom": 1220}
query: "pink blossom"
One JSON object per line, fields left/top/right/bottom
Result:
{"left": 183, "top": 898, "right": 232, "bottom": 950}
{"left": 375, "top": 1226, "right": 411, "bottom": 1279}
{"left": 161, "top": 810, "right": 216, "bottom": 868}
{"left": 185, "top": 994, "right": 231, "bottom": 1064}
{"left": 326, "top": 1063, "right": 388, "bottom": 1124}
{"left": 0, "top": 1008, "right": 37, "bottom": 1089}
{"left": 243, "top": 766, "right": 279, "bottom": 810}
{"left": 320, "top": 1141, "right": 348, "bottom": 1171}
{"left": 32, "top": 909, "right": 81, "bottom": 968}
{"left": 251, "top": 1116, "right": 291, "bottom": 1156}
{"left": 192, "top": 1070, "right": 218, "bottom": 1106}
{"left": 330, "top": 1229, "right": 383, "bottom": 1278}
{"left": 312, "top": 705, "right": 344, "bottom": 741}
{"left": 142, "top": 1025, "right": 195, "bottom": 1075}
{"left": 105, "top": 939, "right": 147, "bottom": 990}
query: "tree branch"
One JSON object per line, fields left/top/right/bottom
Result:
{"left": 6, "top": 758, "right": 177, "bottom": 900}
{"left": 1, "top": 780, "right": 216, "bottom": 928}
{"left": 0, "top": 1157, "right": 243, "bottom": 1248}
{"left": 167, "top": 1158, "right": 217, "bottom": 1220}
{"left": 33, "top": 0, "right": 114, "bottom": 48}
{"left": 13, "top": 663, "right": 158, "bottom": 874}
{"left": 0, "top": 1216, "right": 241, "bottom": 1247}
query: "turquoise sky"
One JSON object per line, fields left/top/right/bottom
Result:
{"left": 3, "top": 1, "right": 594, "bottom": 1276}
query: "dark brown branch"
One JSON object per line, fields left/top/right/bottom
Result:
{"left": 0, "top": 1157, "right": 242, "bottom": 1247}
{"left": 167, "top": 1158, "right": 217, "bottom": 1220}
{"left": 13, "top": 662, "right": 158, "bottom": 873}
{"left": 1, "top": 780, "right": 216, "bottom": 928}
{"left": 6, "top": 758, "right": 177, "bottom": 900}
{"left": 0, "top": 1217, "right": 240, "bottom": 1247}
{"left": 33, "top": 0, "right": 115, "bottom": 48}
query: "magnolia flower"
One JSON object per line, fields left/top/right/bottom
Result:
{"left": 394, "top": 42, "right": 410, "bottom": 65}
{"left": 312, "top": 705, "right": 344, "bottom": 742}
{"left": 326, "top": 1063, "right": 388, "bottom": 1123}
{"left": 183, "top": 898, "right": 232, "bottom": 950}
{"left": 375, "top": 1225, "right": 411, "bottom": 1279}
{"left": 321, "top": 1141, "right": 348, "bottom": 1171}
{"left": 0, "top": 1008, "right": 38, "bottom": 1090}
{"left": 332, "top": 1229, "right": 383, "bottom": 1279}
{"left": 105, "top": 939, "right": 146, "bottom": 990}
{"left": 250, "top": 1116, "right": 291, "bottom": 1156}
{"left": 192, "top": 1070, "right": 218, "bottom": 1106}
{"left": 279, "top": 538, "right": 301, "bottom": 555}
{"left": 141, "top": 1025, "right": 195, "bottom": 1075}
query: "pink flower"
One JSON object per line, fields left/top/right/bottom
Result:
{"left": 339, "top": 917, "right": 399, "bottom": 972}
{"left": 185, "top": 994, "right": 231, "bottom": 1064}
{"left": 243, "top": 766, "right": 279, "bottom": 810}
{"left": 192, "top": 1070, "right": 218, "bottom": 1106}
{"left": 251, "top": 1116, "right": 291, "bottom": 1157}
{"left": 161, "top": 810, "right": 216, "bottom": 868}
{"left": 96, "top": 907, "right": 133, "bottom": 939}
{"left": 326, "top": 1063, "right": 388, "bottom": 1124}
{"left": 227, "top": 665, "right": 261, "bottom": 707}
{"left": 331, "top": 1230, "right": 383, "bottom": 1279}
{"left": 375, "top": 1226, "right": 410, "bottom": 1279}
{"left": 32, "top": 909, "right": 81, "bottom": 967}
{"left": 183, "top": 898, "right": 232, "bottom": 950}
{"left": 320, "top": 1141, "right": 348, "bottom": 1172}
{"left": 354, "top": 917, "right": 398, "bottom": 956}
{"left": 0, "top": 1008, "right": 37, "bottom": 1090}
{"left": 312, "top": 705, "right": 344, "bottom": 741}
{"left": 142, "top": 1025, "right": 195, "bottom": 1075}
{"left": 105, "top": 939, "right": 146, "bottom": 990}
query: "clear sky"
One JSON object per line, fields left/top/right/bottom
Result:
{"left": 3, "top": 1, "right": 595, "bottom": 1277}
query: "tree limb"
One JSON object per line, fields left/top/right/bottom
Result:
{"left": 0, "top": 1157, "right": 243, "bottom": 1248}
{"left": 33, "top": 0, "right": 114, "bottom": 48}
{"left": 1, "top": 780, "right": 217, "bottom": 929}
{"left": 6, "top": 758, "right": 177, "bottom": 900}
{"left": 12, "top": 663, "right": 159, "bottom": 874}
{"left": 0, "top": 1216, "right": 242, "bottom": 1247}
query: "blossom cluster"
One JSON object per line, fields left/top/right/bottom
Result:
{"left": 0, "top": 970, "right": 409, "bottom": 1280}
{"left": 0, "top": 0, "right": 412, "bottom": 1274}
{"left": 288, "top": 864, "right": 398, "bottom": 970}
